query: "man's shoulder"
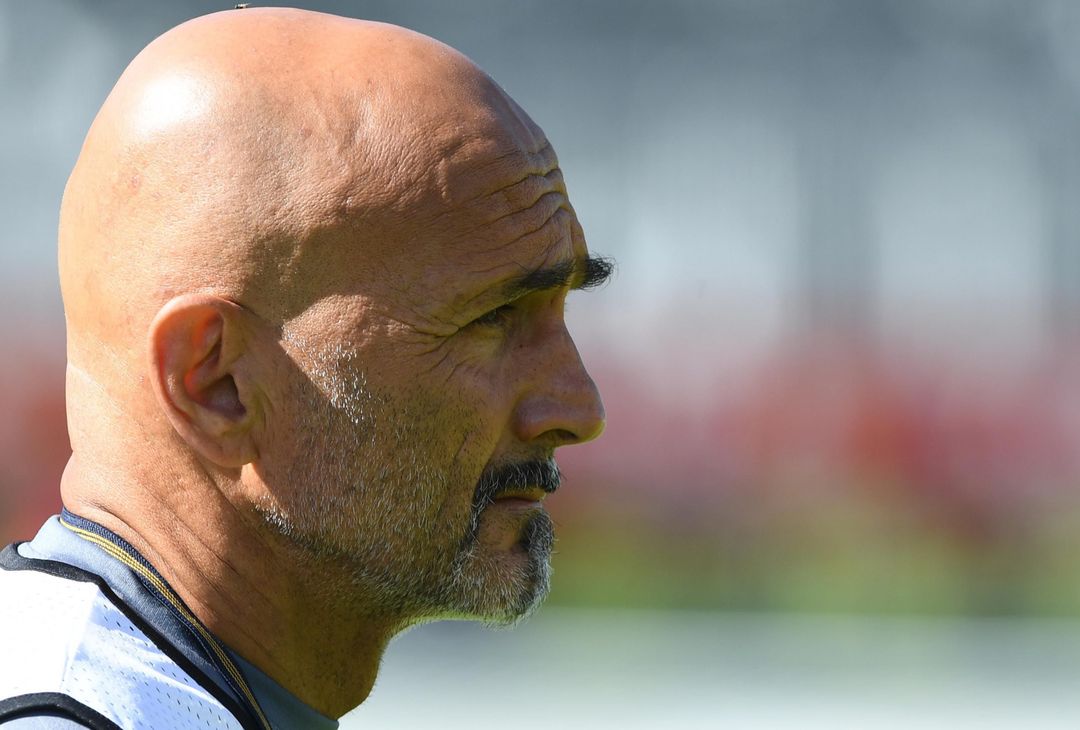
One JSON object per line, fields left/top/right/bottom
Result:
{"left": 0, "top": 546, "right": 105, "bottom": 683}
{"left": 0, "top": 548, "right": 123, "bottom": 728}
{"left": 0, "top": 544, "right": 246, "bottom": 730}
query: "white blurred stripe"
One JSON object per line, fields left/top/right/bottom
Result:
{"left": 345, "top": 607, "right": 1080, "bottom": 729}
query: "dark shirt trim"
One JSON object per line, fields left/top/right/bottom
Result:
{"left": 0, "top": 545, "right": 262, "bottom": 730}
{"left": 0, "top": 692, "right": 122, "bottom": 729}
{"left": 55, "top": 510, "right": 274, "bottom": 730}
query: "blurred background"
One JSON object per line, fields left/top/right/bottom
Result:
{"left": 5, "top": 0, "right": 1080, "bottom": 727}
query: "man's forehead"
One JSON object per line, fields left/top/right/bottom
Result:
{"left": 433, "top": 190, "right": 589, "bottom": 304}
{"left": 371, "top": 121, "right": 581, "bottom": 294}
{"left": 247, "top": 19, "right": 585, "bottom": 320}
{"left": 279, "top": 105, "right": 584, "bottom": 324}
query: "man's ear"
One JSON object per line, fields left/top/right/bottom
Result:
{"left": 148, "top": 294, "right": 261, "bottom": 468}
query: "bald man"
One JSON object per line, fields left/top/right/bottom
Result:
{"left": 0, "top": 7, "right": 609, "bottom": 729}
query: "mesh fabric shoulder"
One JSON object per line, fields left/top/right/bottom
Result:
{"left": 0, "top": 560, "right": 247, "bottom": 730}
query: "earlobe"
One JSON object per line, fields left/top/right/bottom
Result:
{"left": 148, "top": 295, "right": 260, "bottom": 468}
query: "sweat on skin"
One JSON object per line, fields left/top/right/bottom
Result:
{"left": 54, "top": 6, "right": 608, "bottom": 719}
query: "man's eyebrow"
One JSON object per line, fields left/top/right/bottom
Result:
{"left": 501, "top": 255, "right": 614, "bottom": 300}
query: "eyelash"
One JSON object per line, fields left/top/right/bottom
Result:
{"left": 471, "top": 303, "right": 517, "bottom": 329}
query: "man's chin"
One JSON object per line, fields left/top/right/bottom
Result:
{"left": 434, "top": 510, "right": 554, "bottom": 625}
{"left": 461, "top": 571, "right": 550, "bottom": 629}
{"left": 496, "top": 510, "right": 554, "bottom": 618}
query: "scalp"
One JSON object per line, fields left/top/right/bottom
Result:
{"left": 58, "top": 7, "right": 552, "bottom": 374}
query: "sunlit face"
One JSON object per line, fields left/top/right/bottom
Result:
{"left": 254, "top": 139, "right": 609, "bottom": 625}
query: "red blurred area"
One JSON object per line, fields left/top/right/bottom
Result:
{"left": 566, "top": 334, "right": 1080, "bottom": 504}
{"left": 555, "top": 329, "right": 1080, "bottom": 611}
{"left": 4, "top": 333, "right": 1080, "bottom": 613}
{"left": 0, "top": 346, "right": 67, "bottom": 541}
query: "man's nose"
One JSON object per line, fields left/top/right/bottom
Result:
{"left": 513, "top": 327, "right": 606, "bottom": 447}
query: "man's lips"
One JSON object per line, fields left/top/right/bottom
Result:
{"left": 492, "top": 487, "right": 548, "bottom": 504}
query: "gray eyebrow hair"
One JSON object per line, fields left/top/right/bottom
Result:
{"left": 501, "top": 254, "right": 614, "bottom": 300}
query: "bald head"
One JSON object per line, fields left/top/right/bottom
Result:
{"left": 60, "top": 7, "right": 558, "bottom": 369}
{"left": 53, "top": 10, "right": 604, "bottom": 712}
{"left": 58, "top": 3, "right": 596, "bottom": 539}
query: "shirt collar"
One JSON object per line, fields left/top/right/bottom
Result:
{"left": 19, "top": 511, "right": 339, "bottom": 730}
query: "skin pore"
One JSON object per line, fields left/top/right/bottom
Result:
{"left": 56, "top": 7, "right": 607, "bottom": 719}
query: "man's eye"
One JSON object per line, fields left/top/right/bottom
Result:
{"left": 471, "top": 304, "right": 516, "bottom": 328}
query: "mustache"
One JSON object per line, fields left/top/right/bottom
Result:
{"left": 472, "top": 459, "right": 561, "bottom": 510}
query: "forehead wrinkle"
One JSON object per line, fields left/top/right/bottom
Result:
{"left": 471, "top": 168, "right": 567, "bottom": 230}
{"left": 432, "top": 138, "right": 558, "bottom": 213}
{"left": 448, "top": 159, "right": 572, "bottom": 254}
{"left": 439, "top": 207, "right": 578, "bottom": 314}
{"left": 381, "top": 127, "right": 573, "bottom": 321}
{"left": 464, "top": 141, "right": 558, "bottom": 196}
{"left": 477, "top": 200, "right": 576, "bottom": 258}
{"left": 464, "top": 139, "right": 557, "bottom": 185}
{"left": 468, "top": 189, "right": 570, "bottom": 255}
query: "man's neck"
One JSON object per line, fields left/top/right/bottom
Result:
{"left": 61, "top": 457, "right": 396, "bottom": 719}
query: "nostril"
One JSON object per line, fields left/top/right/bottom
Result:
{"left": 550, "top": 428, "right": 578, "bottom": 446}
